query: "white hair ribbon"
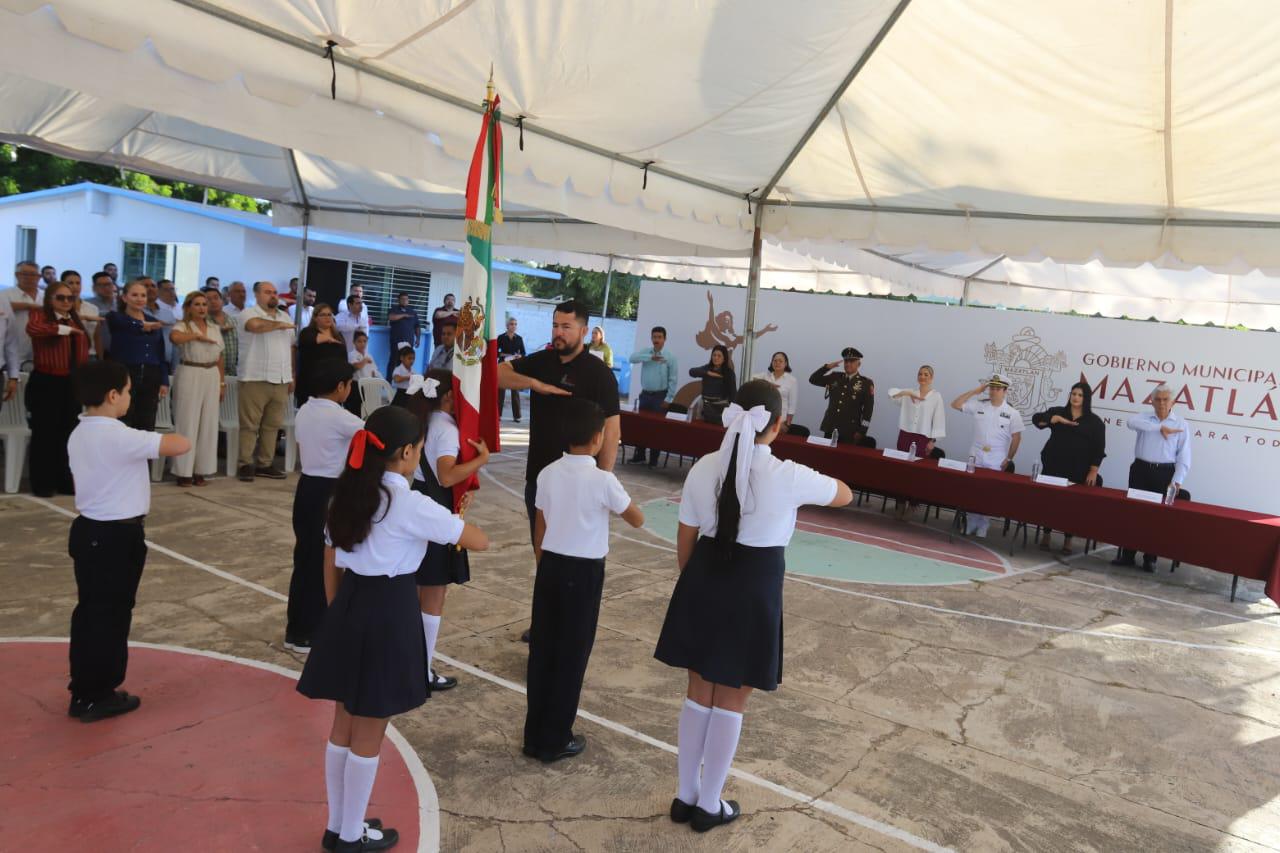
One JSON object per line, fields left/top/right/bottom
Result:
{"left": 717, "top": 402, "right": 772, "bottom": 512}
{"left": 406, "top": 374, "right": 439, "bottom": 399}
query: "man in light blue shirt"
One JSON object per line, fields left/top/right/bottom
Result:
{"left": 628, "top": 326, "right": 677, "bottom": 466}
{"left": 1113, "top": 384, "right": 1192, "bottom": 571}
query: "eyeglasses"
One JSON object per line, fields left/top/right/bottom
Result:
{"left": 53, "top": 294, "right": 74, "bottom": 302}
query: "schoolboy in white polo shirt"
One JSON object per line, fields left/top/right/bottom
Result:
{"left": 523, "top": 398, "right": 644, "bottom": 763}
{"left": 66, "top": 360, "right": 191, "bottom": 722}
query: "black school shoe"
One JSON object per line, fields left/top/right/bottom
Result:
{"left": 333, "top": 824, "right": 398, "bottom": 852}
{"left": 427, "top": 670, "right": 457, "bottom": 691}
{"left": 237, "top": 464, "right": 255, "bottom": 482}
{"left": 670, "top": 798, "right": 695, "bottom": 824}
{"left": 255, "top": 465, "right": 287, "bottom": 480}
{"left": 690, "top": 799, "right": 741, "bottom": 833}
{"left": 321, "top": 819, "right": 381, "bottom": 852}
{"left": 78, "top": 690, "right": 141, "bottom": 723}
{"left": 537, "top": 733, "right": 586, "bottom": 764}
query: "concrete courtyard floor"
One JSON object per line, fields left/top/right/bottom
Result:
{"left": 2, "top": 420, "right": 1279, "bottom": 852}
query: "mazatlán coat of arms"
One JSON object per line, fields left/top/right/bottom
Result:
{"left": 984, "top": 327, "right": 1067, "bottom": 414}
{"left": 456, "top": 296, "right": 487, "bottom": 367}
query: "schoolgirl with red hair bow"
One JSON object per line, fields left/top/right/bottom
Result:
{"left": 297, "top": 404, "right": 489, "bottom": 853}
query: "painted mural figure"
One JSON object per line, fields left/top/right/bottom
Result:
{"left": 695, "top": 290, "right": 778, "bottom": 360}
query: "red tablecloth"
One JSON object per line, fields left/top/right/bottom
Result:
{"left": 622, "top": 411, "right": 1280, "bottom": 600}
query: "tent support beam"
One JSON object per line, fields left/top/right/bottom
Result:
{"left": 740, "top": 204, "right": 765, "bottom": 379}
{"left": 757, "top": 0, "right": 914, "bottom": 202}
{"left": 170, "top": 0, "right": 745, "bottom": 203}
{"left": 286, "top": 148, "right": 311, "bottom": 330}
{"left": 601, "top": 254, "right": 614, "bottom": 321}
{"left": 959, "top": 254, "right": 1006, "bottom": 306}
{"left": 761, "top": 199, "right": 1280, "bottom": 230}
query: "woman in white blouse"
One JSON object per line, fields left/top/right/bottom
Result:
{"left": 169, "top": 291, "right": 225, "bottom": 487}
{"left": 752, "top": 351, "right": 798, "bottom": 431}
{"left": 888, "top": 365, "right": 946, "bottom": 519}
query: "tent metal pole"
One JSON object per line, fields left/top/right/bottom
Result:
{"left": 601, "top": 254, "right": 614, "bottom": 322}
{"left": 960, "top": 254, "right": 1006, "bottom": 306}
{"left": 741, "top": 204, "right": 765, "bottom": 378}
{"left": 285, "top": 149, "right": 311, "bottom": 331}
{"left": 757, "top": 0, "right": 914, "bottom": 202}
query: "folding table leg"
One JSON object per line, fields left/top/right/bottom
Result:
{"left": 1230, "top": 575, "right": 1240, "bottom": 603}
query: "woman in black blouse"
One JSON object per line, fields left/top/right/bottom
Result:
{"left": 1031, "top": 381, "right": 1105, "bottom": 554}
{"left": 689, "top": 344, "right": 736, "bottom": 426}
{"left": 293, "top": 303, "right": 347, "bottom": 406}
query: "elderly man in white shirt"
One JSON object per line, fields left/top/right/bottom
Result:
{"left": 1112, "top": 384, "right": 1192, "bottom": 571}
{"left": 0, "top": 298, "right": 20, "bottom": 403}
{"left": 236, "top": 281, "right": 295, "bottom": 482}
{"left": 2, "top": 260, "right": 44, "bottom": 368}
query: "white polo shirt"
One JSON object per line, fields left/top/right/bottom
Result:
{"left": 237, "top": 304, "right": 294, "bottom": 383}
{"left": 961, "top": 398, "right": 1023, "bottom": 469}
{"left": 419, "top": 411, "right": 460, "bottom": 483}
{"left": 296, "top": 397, "right": 364, "bottom": 478}
{"left": 330, "top": 472, "right": 465, "bottom": 577}
{"left": 678, "top": 446, "right": 837, "bottom": 548}
{"left": 68, "top": 416, "right": 162, "bottom": 520}
{"left": 535, "top": 453, "right": 632, "bottom": 560}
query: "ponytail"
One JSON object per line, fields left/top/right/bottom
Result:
{"left": 714, "top": 442, "right": 743, "bottom": 563}
{"left": 711, "top": 379, "right": 782, "bottom": 565}
{"left": 327, "top": 406, "right": 423, "bottom": 551}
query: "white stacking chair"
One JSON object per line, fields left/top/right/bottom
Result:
{"left": 283, "top": 393, "right": 299, "bottom": 473}
{"left": 150, "top": 391, "right": 176, "bottom": 482}
{"left": 358, "top": 377, "right": 393, "bottom": 419}
{"left": 219, "top": 377, "right": 240, "bottom": 477}
{"left": 0, "top": 373, "right": 31, "bottom": 493}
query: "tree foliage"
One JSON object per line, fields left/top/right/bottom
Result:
{"left": 0, "top": 144, "right": 269, "bottom": 213}
{"left": 507, "top": 263, "right": 641, "bottom": 320}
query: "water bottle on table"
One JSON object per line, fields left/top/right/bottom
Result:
{"left": 966, "top": 455, "right": 976, "bottom": 474}
{"left": 830, "top": 428, "right": 839, "bottom": 447}
{"left": 907, "top": 441, "right": 917, "bottom": 461}
{"left": 1031, "top": 463, "right": 1041, "bottom": 481}
{"left": 1164, "top": 483, "right": 1177, "bottom": 506}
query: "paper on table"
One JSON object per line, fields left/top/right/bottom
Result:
{"left": 1126, "top": 488, "right": 1164, "bottom": 503}
{"left": 882, "top": 448, "right": 914, "bottom": 461}
{"left": 1034, "top": 474, "right": 1071, "bottom": 486}
{"left": 938, "top": 458, "right": 969, "bottom": 472}
{"left": 665, "top": 411, "right": 690, "bottom": 422}
{"left": 806, "top": 435, "right": 836, "bottom": 448}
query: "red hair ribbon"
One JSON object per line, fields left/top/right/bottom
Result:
{"left": 346, "top": 429, "right": 386, "bottom": 469}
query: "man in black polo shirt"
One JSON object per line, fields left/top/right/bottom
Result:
{"left": 499, "top": 299, "right": 621, "bottom": 645}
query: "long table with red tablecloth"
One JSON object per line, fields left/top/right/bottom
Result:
{"left": 620, "top": 410, "right": 1280, "bottom": 601}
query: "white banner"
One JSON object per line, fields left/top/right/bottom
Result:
{"left": 634, "top": 281, "right": 1280, "bottom": 514}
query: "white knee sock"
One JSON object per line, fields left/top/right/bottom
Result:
{"left": 422, "top": 612, "right": 441, "bottom": 673}
{"left": 340, "top": 752, "right": 379, "bottom": 843}
{"left": 325, "top": 741, "right": 349, "bottom": 834}
{"left": 696, "top": 707, "right": 743, "bottom": 814}
{"left": 676, "top": 699, "right": 712, "bottom": 805}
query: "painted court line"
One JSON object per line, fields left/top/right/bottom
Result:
{"left": 1034, "top": 571, "right": 1280, "bottom": 631}
{"left": 607, "top": 502, "right": 1280, "bottom": 657}
{"left": 2, "top": 636, "right": 439, "bottom": 853}
{"left": 784, "top": 575, "right": 1280, "bottom": 658}
{"left": 19, "top": 495, "right": 948, "bottom": 851}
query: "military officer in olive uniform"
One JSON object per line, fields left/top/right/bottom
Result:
{"left": 808, "top": 347, "right": 876, "bottom": 447}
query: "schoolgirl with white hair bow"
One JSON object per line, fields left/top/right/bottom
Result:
{"left": 654, "top": 378, "right": 853, "bottom": 833}
{"left": 395, "top": 369, "right": 491, "bottom": 693}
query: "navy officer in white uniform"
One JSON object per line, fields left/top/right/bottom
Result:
{"left": 951, "top": 373, "right": 1023, "bottom": 537}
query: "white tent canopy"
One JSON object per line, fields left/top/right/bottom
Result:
{"left": 3, "top": 0, "right": 1280, "bottom": 270}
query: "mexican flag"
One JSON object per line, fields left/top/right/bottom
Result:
{"left": 452, "top": 88, "right": 503, "bottom": 508}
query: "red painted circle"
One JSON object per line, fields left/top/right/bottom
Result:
{"left": 0, "top": 642, "right": 422, "bottom": 852}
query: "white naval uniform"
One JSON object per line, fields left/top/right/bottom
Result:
{"left": 962, "top": 398, "right": 1022, "bottom": 470}
{"left": 960, "top": 398, "right": 1023, "bottom": 536}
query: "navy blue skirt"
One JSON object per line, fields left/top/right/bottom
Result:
{"left": 411, "top": 472, "right": 470, "bottom": 587}
{"left": 654, "top": 537, "right": 786, "bottom": 691}
{"left": 297, "top": 571, "right": 426, "bottom": 718}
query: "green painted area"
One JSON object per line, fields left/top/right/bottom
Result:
{"left": 641, "top": 500, "right": 997, "bottom": 587}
